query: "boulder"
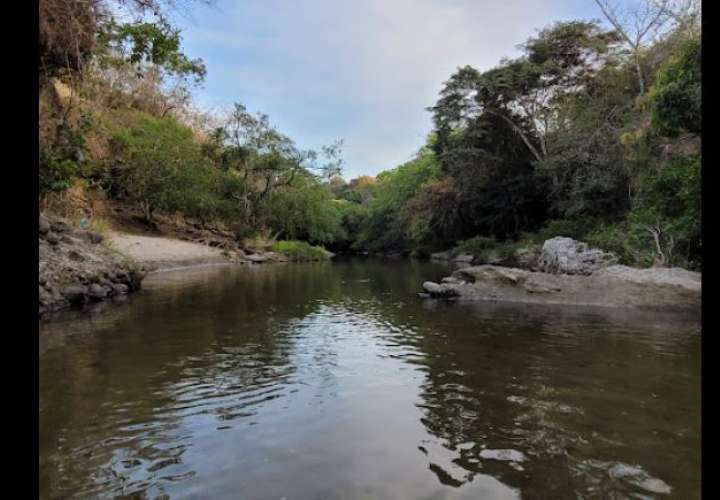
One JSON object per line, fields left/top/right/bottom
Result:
{"left": 454, "top": 253, "right": 475, "bottom": 263}
{"left": 45, "top": 232, "right": 60, "bottom": 245}
{"left": 51, "top": 220, "right": 72, "bottom": 233}
{"left": 247, "top": 253, "right": 269, "bottom": 263}
{"left": 422, "top": 281, "right": 459, "bottom": 298}
{"left": 39, "top": 216, "right": 50, "bottom": 235}
{"left": 537, "top": 237, "right": 617, "bottom": 275}
{"left": 87, "top": 284, "right": 110, "bottom": 300}
{"left": 430, "top": 251, "right": 453, "bottom": 261}
{"left": 62, "top": 285, "right": 86, "bottom": 303}
{"left": 112, "top": 283, "right": 130, "bottom": 295}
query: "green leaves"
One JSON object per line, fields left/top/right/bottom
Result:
{"left": 99, "top": 18, "right": 206, "bottom": 84}
{"left": 649, "top": 38, "right": 700, "bottom": 136}
{"left": 105, "top": 112, "right": 240, "bottom": 222}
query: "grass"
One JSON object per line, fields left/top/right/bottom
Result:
{"left": 243, "top": 230, "right": 276, "bottom": 251}
{"left": 87, "top": 217, "right": 111, "bottom": 234}
{"left": 271, "top": 240, "right": 331, "bottom": 261}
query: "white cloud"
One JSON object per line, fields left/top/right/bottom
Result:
{"left": 179, "top": 0, "right": 591, "bottom": 178}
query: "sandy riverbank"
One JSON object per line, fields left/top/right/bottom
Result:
{"left": 108, "top": 231, "right": 236, "bottom": 272}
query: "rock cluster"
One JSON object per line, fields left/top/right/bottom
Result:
{"left": 421, "top": 261, "right": 700, "bottom": 310}
{"left": 537, "top": 237, "right": 617, "bottom": 275}
{"left": 39, "top": 214, "right": 146, "bottom": 316}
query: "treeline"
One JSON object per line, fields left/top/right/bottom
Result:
{"left": 39, "top": 0, "right": 343, "bottom": 246}
{"left": 39, "top": 0, "right": 701, "bottom": 270}
{"left": 333, "top": 2, "right": 701, "bottom": 270}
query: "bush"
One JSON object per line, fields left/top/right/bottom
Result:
{"left": 258, "top": 179, "right": 343, "bottom": 244}
{"left": 585, "top": 222, "right": 647, "bottom": 266}
{"left": 649, "top": 37, "right": 701, "bottom": 137}
{"left": 628, "top": 154, "right": 701, "bottom": 269}
{"left": 104, "top": 112, "right": 242, "bottom": 224}
{"left": 452, "top": 236, "right": 500, "bottom": 255}
{"left": 39, "top": 152, "right": 80, "bottom": 194}
{"left": 520, "top": 217, "right": 603, "bottom": 245}
{"left": 271, "top": 240, "right": 330, "bottom": 261}
{"left": 451, "top": 236, "right": 519, "bottom": 264}
{"left": 39, "top": 116, "right": 88, "bottom": 195}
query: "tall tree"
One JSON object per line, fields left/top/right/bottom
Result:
{"left": 592, "top": 0, "right": 673, "bottom": 94}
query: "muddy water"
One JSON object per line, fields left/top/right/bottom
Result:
{"left": 39, "top": 259, "right": 701, "bottom": 499}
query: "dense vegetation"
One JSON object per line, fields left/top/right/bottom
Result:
{"left": 39, "top": 0, "right": 701, "bottom": 270}
{"left": 331, "top": 2, "right": 701, "bottom": 270}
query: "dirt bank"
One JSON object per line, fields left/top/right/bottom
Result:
{"left": 108, "top": 232, "right": 238, "bottom": 272}
{"left": 39, "top": 212, "right": 293, "bottom": 317}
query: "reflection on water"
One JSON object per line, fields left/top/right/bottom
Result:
{"left": 39, "top": 259, "right": 700, "bottom": 499}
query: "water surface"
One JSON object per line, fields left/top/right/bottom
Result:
{"left": 39, "top": 259, "right": 701, "bottom": 499}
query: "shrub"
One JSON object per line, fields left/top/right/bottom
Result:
{"left": 451, "top": 236, "right": 519, "bottom": 264}
{"left": 104, "top": 112, "right": 241, "bottom": 224}
{"left": 39, "top": 116, "right": 88, "bottom": 195}
{"left": 649, "top": 37, "right": 701, "bottom": 137}
{"left": 271, "top": 240, "right": 330, "bottom": 261}
{"left": 258, "top": 180, "right": 343, "bottom": 244}
{"left": 520, "top": 217, "right": 603, "bottom": 244}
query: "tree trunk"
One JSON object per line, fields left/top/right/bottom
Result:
{"left": 634, "top": 53, "right": 645, "bottom": 95}
{"left": 141, "top": 200, "right": 154, "bottom": 225}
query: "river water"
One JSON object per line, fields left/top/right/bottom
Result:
{"left": 39, "top": 259, "right": 701, "bottom": 499}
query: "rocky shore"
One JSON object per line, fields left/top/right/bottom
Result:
{"left": 422, "top": 238, "right": 701, "bottom": 310}
{"left": 39, "top": 213, "right": 324, "bottom": 317}
{"left": 39, "top": 215, "right": 147, "bottom": 316}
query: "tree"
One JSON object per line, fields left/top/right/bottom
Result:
{"left": 592, "top": 0, "right": 673, "bottom": 95}
{"left": 648, "top": 37, "right": 700, "bottom": 136}
{"left": 216, "top": 103, "right": 343, "bottom": 224}
{"left": 39, "top": 0, "right": 100, "bottom": 76}
{"left": 106, "top": 113, "right": 213, "bottom": 223}
{"left": 98, "top": 17, "right": 206, "bottom": 84}
{"left": 432, "top": 21, "right": 619, "bottom": 165}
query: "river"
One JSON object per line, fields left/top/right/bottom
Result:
{"left": 39, "top": 259, "right": 701, "bottom": 499}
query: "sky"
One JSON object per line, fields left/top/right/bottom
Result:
{"left": 173, "top": 0, "right": 603, "bottom": 179}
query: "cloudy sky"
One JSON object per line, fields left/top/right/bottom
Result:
{"left": 174, "top": 0, "right": 602, "bottom": 179}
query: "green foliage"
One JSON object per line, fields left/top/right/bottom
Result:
{"left": 104, "top": 112, "right": 240, "bottom": 222}
{"left": 99, "top": 17, "right": 206, "bottom": 83}
{"left": 582, "top": 154, "right": 701, "bottom": 269}
{"left": 450, "top": 235, "right": 540, "bottom": 266}
{"left": 649, "top": 38, "right": 701, "bottom": 136}
{"left": 353, "top": 150, "right": 441, "bottom": 252}
{"left": 631, "top": 154, "right": 701, "bottom": 268}
{"left": 584, "top": 221, "right": 645, "bottom": 266}
{"left": 453, "top": 236, "right": 502, "bottom": 255}
{"left": 330, "top": 199, "right": 369, "bottom": 251}
{"left": 259, "top": 178, "right": 342, "bottom": 244}
{"left": 39, "top": 115, "right": 90, "bottom": 194}
{"left": 271, "top": 241, "right": 330, "bottom": 261}
{"left": 40, "top": 152, "right": 81, "bottom": 194}
{"left": 520, "top": 217, "right": 603, "bottom": 245}
{"left": 38, "top": 4, "right": 701, "bottom": 270}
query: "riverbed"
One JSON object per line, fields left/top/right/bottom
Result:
{"left": 39, "top": 259, "right": 701, "bottom": 499}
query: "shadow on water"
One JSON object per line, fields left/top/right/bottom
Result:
{"left": 39, "top": 259, "right": 700, "bottom": 499}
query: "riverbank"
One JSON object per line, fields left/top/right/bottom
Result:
{"left": 108, "top": 232, "right": 243, "bottom": 272}
{"left": 39, "top": 210, "right": 329, "bottom": 317}
{"left": 39, "top": 215, "right": 147, "bottom": 316}
{"left": 422, "top": 264, "right": 701, "bottom": 310}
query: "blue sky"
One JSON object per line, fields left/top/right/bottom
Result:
{"left": 173, "top": 1, "right": 602, "bottom": 179}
